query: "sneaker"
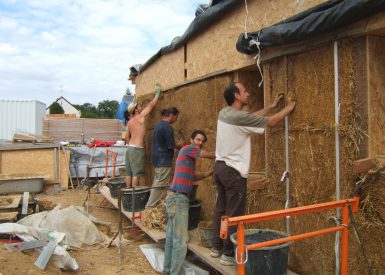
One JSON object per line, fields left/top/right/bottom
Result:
{"left": 220, "top": 254, "right": 236, "bottom": 266}
{"left": 210, "top": 248, "right": 222, "bottom": 258}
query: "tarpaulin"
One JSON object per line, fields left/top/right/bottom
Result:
{"left": 236, "top": 0, "right": 385, "bottom": 54}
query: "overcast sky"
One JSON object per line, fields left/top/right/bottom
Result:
{"left": 0, "top": 0, "right": 203, "bottom": 106}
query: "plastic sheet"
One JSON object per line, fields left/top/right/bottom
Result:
{"left": 17, "top": 205, "right": 109, "bottom": 249}
{"left": 140, "top": 243, "right": 209, "bottom": 275}
{"left": 236, "top": 0, "right": 385, "bottom": 54}
{"left": 0, "top": 223, "right": 78, "bottom": 271}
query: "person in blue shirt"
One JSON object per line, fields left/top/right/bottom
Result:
{"left": 145, "top": 107, "right": 183, "bottom": 208}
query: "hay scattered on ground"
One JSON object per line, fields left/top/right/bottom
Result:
{"left": 141, "top": 200, "right": 166, "bottom": 230}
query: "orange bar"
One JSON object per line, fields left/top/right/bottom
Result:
{"left": 237, "top": 222, "right": 245, "bottom": 275}
{"left": 341, "top": 206, "right": 349, "bottom": 275}
{"left": 105, "top": 148, "right": 109, "bottom": 177}
{"left": 247, "top": 226, "right": 342, "bottom": 250}
{"left": 220, "top": 217, "right": 229, "bottom": 239}
{"left": 223, "top": 197, "right": 359, "bottom": 226}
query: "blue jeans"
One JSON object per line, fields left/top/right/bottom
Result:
{"left": 163, "top": 191, "right": 189, "bottom": 275}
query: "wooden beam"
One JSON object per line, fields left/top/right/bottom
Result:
{"left": 354, "top": 158, "right": 376, "bottom": 174}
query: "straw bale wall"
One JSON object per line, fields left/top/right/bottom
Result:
{"left": 243, "top": 38, "right": 385, "bottom": 275}
{"left": 136, "top": 37, "right": 385, "bottom": 273}
{"left": 138, "top": 71, "right": 265, "bottom": 220}
{"left": 132, "top": 0, "right": 385, "bottom": 271}
{"left": 368, "top": 36, "right": 385, "bottom": 156}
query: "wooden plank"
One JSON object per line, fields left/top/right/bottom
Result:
{"left": 98, "top": 186, "right": 166, "bottom": 243}
{"left": 0, "top": 212, "right": 18, "bottom": 222}
{"left": 368, "top": 36, "right": 385, "bottom": 156}
{"left": 0, "top": 194, "right": 22, "bottom": 209}
{"left": 188, "top": 238, "right": 236, "bottom": 275}
{"left": 354, "top": 158, "right": 376, "bottom": 174}
{"left": 0, "top": 143, "right": 61, "bottom": 151}
{"left": 100, "top": 185, "right": 236, "bottom": 275}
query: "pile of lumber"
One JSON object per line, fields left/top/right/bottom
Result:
{"left": 13, "top": 134, "right": 54, "bottom": 143}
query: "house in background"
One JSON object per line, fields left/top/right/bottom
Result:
{"left": 46, "top": 96, "right": 80, "bottom": 118}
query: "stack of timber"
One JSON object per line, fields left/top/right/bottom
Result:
{"left": 13, "top": 134, "right": 54, "bottom": 143}
{"left": 42, "top": 117, "right": 124, "bottom": 143}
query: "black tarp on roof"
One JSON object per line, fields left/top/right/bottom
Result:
{"left": 236, "top": 0, "right": 385, "bottom": 55}
{"left": 140, "top": 0, "right": 240, "bottom": 73}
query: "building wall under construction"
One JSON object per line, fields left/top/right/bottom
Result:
{"left": 133, "top": 2, "right": 385, "bottom": 273}
{"left": 136, "top": 35, "right": 385, "bottom": 274}
{"left": 135, "top": 0, "right": 326, "bottom": 96}
{"left": 253, "top": 38, "right": 385, "bottom": 275}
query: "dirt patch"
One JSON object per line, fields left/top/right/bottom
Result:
{"left": 0, "top": 189, "right": 158, "bottom": 275}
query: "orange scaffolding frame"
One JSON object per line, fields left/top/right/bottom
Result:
{"left": 220, "top": 197, "right": 360, "bottom": 275}
{"left": 105, "top": 148, "right": 118, "bottom": 178}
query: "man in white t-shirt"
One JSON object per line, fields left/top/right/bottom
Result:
{"left": 210, "top": 82, "right": 296, "bottom": 265}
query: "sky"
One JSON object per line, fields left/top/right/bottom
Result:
{"left": 0, "top": 0, "right": 203, "bottom": 106}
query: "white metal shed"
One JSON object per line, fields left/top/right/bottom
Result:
{"left": 0, "top": 100, "right": 46, "bottom": 141}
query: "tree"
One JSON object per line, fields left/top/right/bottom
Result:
{"left": 74, "top": 103, "right": 99, "bottom": 118}
{"left": 97, "top": 100, "right": 119, "bottom": 119}
{"left": 49, "top": 102, "right": 64, "bottom": 114}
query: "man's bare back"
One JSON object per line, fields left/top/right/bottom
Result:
{"left": 126, "top": 115, "right": 146, "bottom": 147}
{"left": 125, "top": 85, "right": 161, "bottom": 148}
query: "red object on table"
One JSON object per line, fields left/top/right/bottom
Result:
{"left": 87, "top": 140, "right": 115, "bottom": 148}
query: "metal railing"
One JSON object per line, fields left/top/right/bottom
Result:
{"left": 219, "top": 197, "right": 360, "bottom": 275}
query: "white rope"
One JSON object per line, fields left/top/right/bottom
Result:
{"left": 250, "top": 37, "right": 264, "bottom": 87}
{"left": 243, "top": 0, "right": 249, "bottom": 39}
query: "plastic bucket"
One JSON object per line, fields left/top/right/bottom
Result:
{"left": 190, "top": 184, "right": 199, "bottom": 201}
{"left": 230, "top": 229, "right": 290, "bottom": 275}
{"left": 188, "top": 199, "right": 201, "bottom": 230}
{"left": 17, "top": 208, "right": 34, "bottom": 221}
{"left": 198, "top": 220, "right": 214, "bottom": 247}
{"left": 18, "top": 200, "right": 37, "bottom": 213}
{"left": 121, "top": 187, "right": 150, "bottom": 212}
{"left": 108, "top": 177, "right": 126, "bottom": 198}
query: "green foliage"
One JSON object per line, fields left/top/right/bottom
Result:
{"left": 97, "top": 100, "right": 119, "bottom": 119}
{"left": 74, "top": 100, "right": 119, "bottom": 119}
{"left": 81, "top": 112, "right": 99, "bottom": 118}
{"left": 49, "top": 102, "right": 64, "bottom": 114}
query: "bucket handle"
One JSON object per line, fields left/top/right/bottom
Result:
{"left": 235, "top": 245, "right": 248, "bottom": 265}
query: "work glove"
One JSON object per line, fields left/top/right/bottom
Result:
{"left": 154, "top": 84, "right": 161, "bottom": 97}
{"left": 272, "top": 93, "right": 284, "bottom": 108}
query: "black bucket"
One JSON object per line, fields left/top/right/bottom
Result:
{"left": 188, "top": 199, "right": 201, "bottom": 230}
{"left": 121, "top": 187, "right": 150, "bottom": 212}
{"left": 230, "top": 229, "right": 290, "bottom": 275}
{"left": 108, "top": 177, "right": 126, "bottom": 198}
{"left": 18, "top": 200, "right": 37, "bottom": 213}
{"left": 17, "top": 208, "right": 34, "bottom": 221}
{"left": 190, "top": 184, "right": 199, "bottom": 202}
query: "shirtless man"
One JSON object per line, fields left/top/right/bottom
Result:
{"left": 125, "top": 84, "right": 161, "bottom": 187}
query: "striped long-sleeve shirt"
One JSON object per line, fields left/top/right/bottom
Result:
{"left": 169, "top": 144, "right": 202, "bottom": 194}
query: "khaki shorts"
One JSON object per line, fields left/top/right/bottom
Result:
{"left": 125, "top": 146, "right": 145, "bottom": 177}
